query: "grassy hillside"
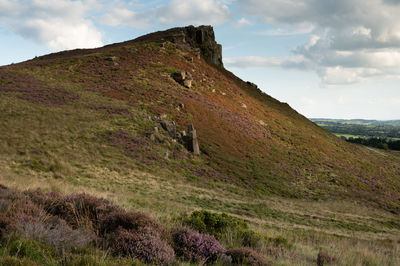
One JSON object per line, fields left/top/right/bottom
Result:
{"left": 0, "top": 26, "right": 399, "bottom": 265}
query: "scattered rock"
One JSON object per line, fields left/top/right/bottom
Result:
{"left": 175, "top": 103, "right": 185, "bottom": 111}
{"left": 259, "top": 120, "right": 266, "bottom": 126}
{"left": 212, "top": 89, "right": 216, "bottom": 93}
{"left": 221, "top": 92, "right": 226, "bottom": 96}
{"left": 160, "top": 114, "right": 168, "bottom": 119}
{"left": 185, "top": 124, "right": 200, "bottom": 155}
{"left": 241, "top": 103, "right": 247, "bottom": 109}
{"left": 160, "top": 120, "right": 176, "bottom": 138}
{"left": 183, "top": 79, "right": 192, "bottom": 88}
{"left": 105, "top": 56, "right": 117, "bottom": 62}
{"left": 105, "top": 56, "right": 119, "bottom": 66}
{"left": 172, "top": 71, "right": 193, "bottom": 88}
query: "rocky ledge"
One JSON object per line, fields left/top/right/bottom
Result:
{"left": 135, "top": 25, "right": 223, "bottom": 68}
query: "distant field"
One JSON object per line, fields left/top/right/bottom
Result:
{"left": 311, "top": 118, "right": 400, "bottom": 139}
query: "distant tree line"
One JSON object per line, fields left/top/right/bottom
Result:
{"left": 312, "top": 119, "right": 400, "bottom": 139}
{"left": 342, "top": 137, "right": 400, "bottom": 151}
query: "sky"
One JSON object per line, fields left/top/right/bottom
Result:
{"left": 1, "top": 0, "right": 400, "bottom": 120}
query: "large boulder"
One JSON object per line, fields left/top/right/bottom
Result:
{"left": 172, "top": 71, "right": 193, "bottom": 88}
{"left": 160, "top": 120, "right": 177, "bottom": 138}
{"left": 184, "top": 124, "right": 200, "bottom": 155}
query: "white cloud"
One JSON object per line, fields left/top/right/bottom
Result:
{"left": 0, "top": 0, "right": 103, "bottom": 51}
{"left": 157, "top": 0, "right": 230, "bottom": 25}
{"left": 101, "top": 0, "right": 231, "bottom": 27}
{"left": 101, "top": 7, "right": 151, "bottom": 28}
{"left": 238, "top": 0, "right": 400, "bottom": 85}
{"left": 224, "top": 55, "right": 308, "bottom": 69}
{"left": 255, "top": 26, "right": 313, "bottom": 36}
{"left": 236, "top": 18, "right": 253, "bottom": 27}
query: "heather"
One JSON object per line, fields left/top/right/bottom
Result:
{"left": 0, "top": 185, "right": 270, "bottom": 265}
{"left": 171, "top": 227, "right": 225, "bottom": 262}
{"left": 0, "top": 185, "right": 174, "bottom": 264}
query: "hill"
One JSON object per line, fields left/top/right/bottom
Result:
{"left": 0, "top": 26, "right": 400, "bottom": 265}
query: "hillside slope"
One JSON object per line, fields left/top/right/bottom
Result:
{"left": 0, "top": 25, "right": 399, "bottom": 215}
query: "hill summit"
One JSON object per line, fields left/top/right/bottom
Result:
{"left": 0, "top": 25, "right": 399, "bottom": 215}
{"left": 135, "top": 25, "right": 223, "bottom": 67}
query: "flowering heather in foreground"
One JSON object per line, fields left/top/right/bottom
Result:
{"left": 108, "top": 227, "right": 175, "bottom": 265}
{"left": 171, "top": 227, "right": 225, "bottom": 262}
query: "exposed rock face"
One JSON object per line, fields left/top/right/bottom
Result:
{"left": 136, "top": 25, "right": 223, "bottom": 68}
{"left": 184, "top": 25, "right": 223, "bottom": 67}
{"left": 185, "top": 124, "right": 200, "bottom": 155}
{"left": 172, "top": 71, "right": 193, "bottom": 88}
{"left": 160, "top": 120, "right": 177, "bottom": 138}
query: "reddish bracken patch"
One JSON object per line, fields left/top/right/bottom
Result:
{"left": 0, "top": 68, "right": 78, "bottom": 105}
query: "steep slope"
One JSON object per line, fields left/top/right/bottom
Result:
{"left": 0, "top": 25, "right": 399, "bottom": 215}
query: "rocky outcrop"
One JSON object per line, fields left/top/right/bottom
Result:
{"left": 160, "top": 120, "right": 177, "bottom": 138}
{"left": 183, "top": 25, "right": 223, "bottom": 67}
{"left": 148, "top": 115, "right": 200, "bottom": 155}
{"left": 184, "top": 124, "right": 200, "bottom": 155}
{"left": 135, "top": 25, "right": 223, "bottom": 68}
{"left": 172, "top": 71, "right": 193, "bottom": 88}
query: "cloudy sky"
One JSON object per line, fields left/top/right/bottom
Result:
{"left": 1, "top": 0, "right": 399, "bottom": 120}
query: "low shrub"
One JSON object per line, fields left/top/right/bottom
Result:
{"left": 240, "top": 229, "right": 264, "bottom": 248}
{"left": 317, "top": 251, "right": 336, "bottom": 266}
{"left": 64, "top": 193, "right": 119, "bottom": 223}
{"left": 98, "top": 209, "right": 161, "bottom": 236}
{"left": 265, "top": 235, "right": 292, "bottom": 249}
{"left": 108, "top": 227, "right": 175, "bottom": 265}
{"left": 227, "top": 247, "right": 270, "bottom": 266}
{"left": 26, "top": 190, "right": 76, "bottom": 224}
{"left": 180, "top": 210, "right": 264, "bottom": 247}
{"left": 171, "top": 227, "right": 225, "bottom": 263}
{"left": 180, "top": 210, "right": 248, "bottom": 239}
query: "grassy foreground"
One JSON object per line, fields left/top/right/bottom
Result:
{"left": 1, "top": 155, "right": 399, "bottom": 265}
